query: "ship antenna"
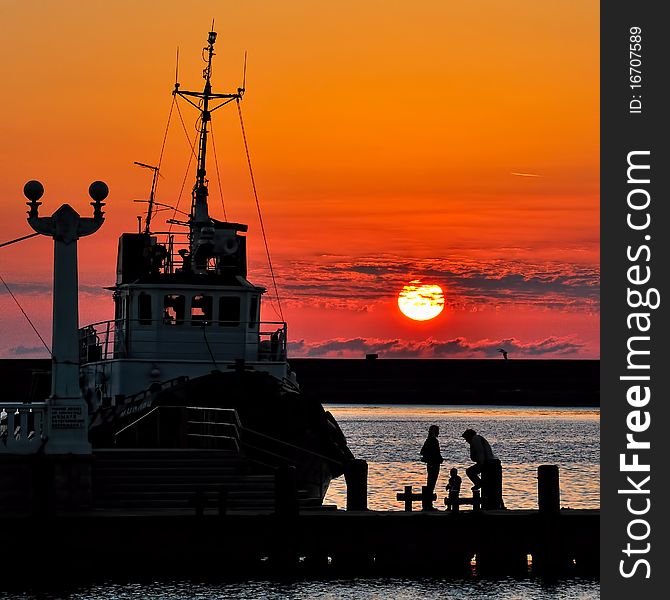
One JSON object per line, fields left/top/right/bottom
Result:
{"left": 175, "top": 46, "right": 179, "bottom": 88}
{"left": 238, "top": 51, "right": 247, "bottom": 96}
{"left": 133, "top": 161, "right": 160, "bottom": 234}
{"left": 172, "top": 26, "right": 244, "bottom": 269}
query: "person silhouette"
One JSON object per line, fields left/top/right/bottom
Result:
{"left": 445, "top": 467, "right": 462, "bottom": 510}
{"left": 420, "top": 425, "right": 444, "bottom": 505}
{"left": 461, "top": 428, "right": 497, "bottom": 490}
{"left": 446, "top": 467, "right": 462, "bottom": 496}
{"left": 0, "top": 406, "right": 7, "bottom": 443}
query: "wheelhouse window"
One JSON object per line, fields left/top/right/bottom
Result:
{"left": 219, "top": 296, "right": 241, "bottom": 327}
{"left": 191, "top": 294, "right": 213, "bottom": 326}
{"left": 249, "top": 296, "right": 258, "bottom": 329}
{"left": 163, "top": 294, "right": 185, "bottom": 325}
{"left": 138, "top": 293, "right": 152, "bottom": 325}
{"left": 114, "top": 293, "right": 126, "bottom": 321}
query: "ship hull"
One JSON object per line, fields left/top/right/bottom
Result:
{"left": 89, "top": 369, "right": 353, "bottom": 504}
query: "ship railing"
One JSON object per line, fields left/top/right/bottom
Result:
{"left": 237, "top": 427, "right": 344, "bottom": 501}
{"left": 79, "top": 319, "right": 288, "bottom": 363}
{"left": 238, "top": 426, "right": 345, "bottom": 470}
{"left": 184, "top": 408, "right": 344, "bottom": 497}
{"left": 150, "top": 233, "right": 248, "bottom": 277}
{"left": 79, "top": 319, "right": 125, "bottom": 362}
{"left": 112, "top": 405, "right": 241, "bottom": 450}
{"left": 111, "top": 403, "right": 343, "bottom": 467}
{"left": 110, "top": 404, "right": 342, "bottom": 497}
{"left": 0, "top": 402, "right": 47, "bottom": 454}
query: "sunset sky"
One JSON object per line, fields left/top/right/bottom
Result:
{"left": 0, "top": 1, "right": 599, "bottom": 359}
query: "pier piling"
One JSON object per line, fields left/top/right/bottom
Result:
{"left": 344, "top": 459, "right": 368, "bottom": 511}
{"left": 538, "top": 464, "right": 560, "bottom": 513}
{"left": 481, "top": 459, "right": 504, "bottom": 509}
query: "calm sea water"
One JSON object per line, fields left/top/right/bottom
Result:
{"left": 325, "top": 404, "right": 600, "bottom": 511}
{"left": 1, "top": 405, "right": 599, "bottom": 599}
{"left": 0, "top": 577, "right": 600, "bottom": 599}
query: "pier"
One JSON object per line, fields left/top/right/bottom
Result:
{"left": 0, "top": 452, "right": 598, "bottom": 579}
{"left": 0, "top": 507, "right": 598, "bottom": 579}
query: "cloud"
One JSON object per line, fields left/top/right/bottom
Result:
{"left": 263, "top": 255, "right": 600, "bottom": 312}
{"left": 287, "top": 335, "right": 585, "bottom": 358}
{"left": 0, "top": 282, "right": 107, "bottom": 296}
{"left": 7, "top": 345, "right": 49, "bottom": 357}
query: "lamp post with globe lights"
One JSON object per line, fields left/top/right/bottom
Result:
{"left": 24, "top": 180, "right": 108, "bottom": 454}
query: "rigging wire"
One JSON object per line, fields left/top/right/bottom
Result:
{"left": 0, "top": 273, "right": 52, "bottom": 356}
{"left": 0, "top": 233, "right": 52, "bottom": 355}
{"left": 236, "top": 99, "right": 284, "bottom": 322}
{"left": 151, "top": 96, "right": 177, "bottom": 207}
{"left": 209, "top": 120, "right": 228, "bottom": 221}
{"left": 175, "top": 98, "right": 199, "bottom": 160}
{"left": 168, "top": 98, "right": 199, "bottom": 233}
{"left": 0, "top": 233, "right": 39, "bottom": 249}
{"left": 168, "top": 150, "right": 195, "bottom": 235}
{"left": 201, "top": 325, "right": 219, "bottom": 371}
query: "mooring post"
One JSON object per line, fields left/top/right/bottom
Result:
{"left": 538, "top": 464, "right": 560, "bottom": 513}
{"left": 472, "top": 488, "right": 481, "bottom": 511}
{"left": 534, "top": 465, "right": 571, "bottom": 575}
{"left": 481, "top": 458, "right": 504, "bottom": 509}
{"left": 344, "top": 458, "right": 368, "bottom": 511}
{"left": 398, "top": 485, "right": 414, "bottom": 511}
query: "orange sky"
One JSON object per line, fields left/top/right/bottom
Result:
{"left": 0, "top": 1, "right": 599, "bottom": 358}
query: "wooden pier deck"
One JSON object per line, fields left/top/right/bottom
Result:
{"left": 0, "top": 507, "right": 598, "bottom": 578}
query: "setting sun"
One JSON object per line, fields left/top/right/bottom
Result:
{"left": 397, "top": 280, "right": 445, "bottom": 321}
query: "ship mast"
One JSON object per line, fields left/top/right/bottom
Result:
{"left": 173, "top": 27, "right": 244, "bottom": 272}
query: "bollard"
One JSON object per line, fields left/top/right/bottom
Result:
{"left": 481, "top": 459, "right": 504, "bottom": 509}
{"left": 397, "top": 485, "right": 436, "bottom": 511}
{"left": 472, "top": 488, "right": 481, "bottom": 511}
{"left": 398, "top": 485, "right": 414, "bottom": 511}
{"left": 275, "top": 465, "right": 299, "bottom": 517}
{"left": 538, "top": 464, "right": 560, "bottom": 513}
{"left": 344, "top": 459, "right": 368, "bottom": 511}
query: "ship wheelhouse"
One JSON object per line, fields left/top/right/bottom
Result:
{"left": 79, "top": 227, "right": 291, "bottom": 410}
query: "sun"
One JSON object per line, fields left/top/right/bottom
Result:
{"left": 397, "top": 280, "right": 445, "bottom": 321}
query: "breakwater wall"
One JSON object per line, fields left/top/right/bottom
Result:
{"left": 0, "top": 358, "right": 599, "bottom": 406}
{"left": 292, "top": 359, "right": 599, "bottom": 406}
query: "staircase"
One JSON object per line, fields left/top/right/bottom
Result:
{"left": 92, "top": 405, "right": 332, "bottom": 512}
{"left": 92, "top": 448, "right": 278, "bottom": 512}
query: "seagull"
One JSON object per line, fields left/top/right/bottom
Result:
{"left": 498, "top": 348, "right": 508, "bottom": 360}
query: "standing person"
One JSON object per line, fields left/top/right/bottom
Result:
{"left": 461, "top": 428, "right": 497, "bottom": 490}
{"left": 420, "top": 425, "right": 444, "bottom": 498}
